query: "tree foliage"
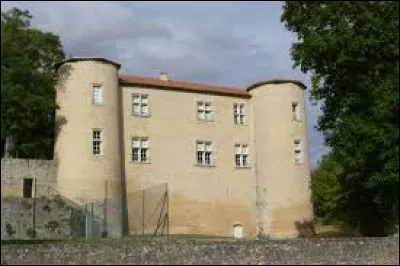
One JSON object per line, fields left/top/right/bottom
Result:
{"left": 311, "top": 154, "right": 343, "bottom": 224}
{"left": 1, "top": 7, "right": 65, "bottom": 158}
{"left": 281, "top": 1, "right": 399, "bottom": 235}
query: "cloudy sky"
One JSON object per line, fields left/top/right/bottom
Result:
{"left": 1, "top": 1, "right": 328, "bottom": 168}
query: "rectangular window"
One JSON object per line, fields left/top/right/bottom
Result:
{"left": 196, "top": 141, "right": 213, "bottom": 165}
{"left": 132, "top": 137, "right": 149, "bottom": 163}
{"left": 23, "top": 178, "right": 33, "bottom": 198}
{"left": 197, "top": 101, "right": 212, "bottom": 121}
{"left": 93, "top": 129, "right": 103, "bottom": 155}
{"left": 235, "top": 144, "right": 249, "bottom": 167}
{"left": 93, "top": 85, "right": 103, "bottom": 105}
{"left": 293, "top": 139, "right": 303, "bottom": 163}
{"left": 234, "top": 103, "right": 245, "bottom": 124}
{"left": 292, "top": 102, "right": 300, "bottom": 121}
{"left": 132, "top": 94, "right": 150, "bottom": 116}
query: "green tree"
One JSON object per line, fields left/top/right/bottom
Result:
{"left": 281, "top": 1, "right": 399, "bottom": 235}
{"left": 311, "top": 153, "right": 343, "bottom": 224}
{"left": 1, "top": 7, "right": 65, "bottom": 159}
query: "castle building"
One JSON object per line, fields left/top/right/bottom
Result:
{"left": 54, "top": 57, "right": 313, "bottom": 239}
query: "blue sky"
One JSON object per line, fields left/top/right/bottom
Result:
{"left": 1, "top": 1, "right": 329, "bottom": 168}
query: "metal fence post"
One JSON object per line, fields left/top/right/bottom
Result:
{"left": 85, "top": 203, "right": 89, "bottom": 240}
{"left": 142, "top": 189, "right": 145, "bottom": 236}
{"left": 104, "top": 180, "right": 108, "bottom": 237}
{"left": 166, "top": 182, "right": 169, "bottom": 238}
{"left": 91, "top": 202, "right": 94, "bottom": 238}
{"left": 32, "top": 178, "right": 37, "bottom": 239}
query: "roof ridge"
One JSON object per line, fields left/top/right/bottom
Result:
{"left": 118, "top": 74, "right": 244, "bottom": 91}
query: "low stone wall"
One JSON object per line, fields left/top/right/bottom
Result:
{"left": 1, "top": 196, "right": 86, "bottom": 240}
{"left": 1, "top": 158, "right": 56, "bottom": 198}
{"left": 1, "top": 237, "right": 398, "bottom": 265}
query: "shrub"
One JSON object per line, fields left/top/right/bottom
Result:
{"left": 53, "top": 195, "right": 65, "bottom": 208}
{"left": 311, "top": 154, "right": 344, "bottom": 224}
{"left": 42, "top": 204, "right": 51, "bottom": 212}
{"left": 5, "top": 222, "right": 16, "bottom": 237}
{"left": 45, "top": 220, "right": 60, "bottom": 232}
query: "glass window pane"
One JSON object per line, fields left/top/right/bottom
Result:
{"left": 294, "top": 140, "right": 301, "bottom": 150}
{"left": 197, "top": 102, "right": 204, "bottom": 110}
{"left": 93, "top": 130, "right": 101, "bottom": 140}
{"left": 141, "top": 140, "right": 148, "bottom": 148}
{"left": 197, "top": 142, "right": 204, "bottom": 151}
{"left": 240, "top": 115, "right": 245, "bottom": 124}
{"left": 205, "top": 152, "right": 211, "bottom": 164}
{"left": 133, "top": 103, "right": 141, "bottom": 113}
{"left": 235, "top": 154, "right": 241, "bottom": 166}
{"left": 133, "top": 148, "right": 139, "bottom": 161}
{"left": 242, "top": 145, "right": 248, "bottom": 154}
{"left": 93, "top": 86, "right": 102, "bottom": 104}
{"left": 133, "top": 140, "right": 140, "bottom": 148}
{"left": 133, "top": 95, "right": 141, "bottom": 103}
{"left": 243, "top": 155, "right": 248, "bottom": 166}
{"left": 205, "top": 142, "right": 212, "bottom": 151}
{"left": 198, "top": 111, "right": 205, "bottom": 120}
{"left": 239, "top": 104, "right": 244, "bottom": 114}
{"left": 205, "top": 112, "right": 212, "bottom": 121}
{"left": 141, "top": 149, "right": 147, "bottom": 162}
{"left": 93, "top": 141, "right": 101, "bottom": 155}
{"left": 197, "top": 151, "right": 203, "bottom": 164}
{"left": 234, "top": 115, "right": 239, "bottom": 124}
{"left": 141, "top": 105, "right": 149, "bottom": 114}
{"left": 235, "top": 145, "right": 241, "bottom": 154}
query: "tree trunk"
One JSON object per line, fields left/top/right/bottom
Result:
{"left": 4, "top": 135, "right": 14, "bottom": 158}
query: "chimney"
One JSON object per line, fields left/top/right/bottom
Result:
{"left": 160, "top": 72, "right": 169, "bottom": 81}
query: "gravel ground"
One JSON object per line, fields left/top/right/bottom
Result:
{"left": 1, "top": 236, "right": 399, "bottom": 265}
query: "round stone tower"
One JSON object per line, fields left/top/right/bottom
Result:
{"left": 54, "top": 58, "right": 122, "bottom": 204}
{"left": 248, "top": 79, "right": 313, "bottom": 239}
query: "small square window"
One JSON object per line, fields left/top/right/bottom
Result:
{"left": 93, "top": 129, "right": 103, "bottom": 155}
{"left": 132, "top": 138, "right": 149, "bottom": 163}
{"left": 132, "top": 94, "right": 150, "bottom": 117}
{"left": 196, "top": 141, "right": 213, "bottom": 165}
{"left": 197, "top": 101, "right": 212, "bottom": 121}
{"left": 292, "top": 102, "right": 301, "bottom": 121}
{"left": 234, "top": 103, "right": 245, "bottom": 124}
{"left": 93, "top": 85, "right": 103, "bottom": 105}
{"left": 293, "top": 139, "right": 303, "bottom": 163}
{"left": 235, "top": 144, "right": 249, "bottom": 167}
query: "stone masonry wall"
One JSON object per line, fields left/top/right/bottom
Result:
{"left": 1, "top": 237, "right": 399, "bottom": 265}
{"left": 1, "top": 158, "right": 57, "bottom": 198}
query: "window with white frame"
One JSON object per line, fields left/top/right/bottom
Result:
{"left": 234, "top": 103, "right": 245, "bottom": 124}
{"left": 93, "top": 85, "right": 103, "bottom": 105}
{"left": 132, "top": 137, "right": 149, "bottom": 163}
{"left": 293, "top": 139, "right": 303, "bottom": 163}
{"left": 196, "top": 141, "right": 213, "bottom": 165}
{"left": 235, "top": 144, "right": 249, "bottom": 167}
{"left": 292, "top": 102, "right": 301, "bottom": 121}
{"left": 197, "top": 101, "right": 212, "bottom": 121}
{"left": 132, "top": 94, "right": 150, "bottom": 116}
{"left": 92, "top": 129, "right": 103, "bottom": 155}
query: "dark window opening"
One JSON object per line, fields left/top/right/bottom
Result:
{"left": 23, "top": 178, "right": 33, "bottom": 198}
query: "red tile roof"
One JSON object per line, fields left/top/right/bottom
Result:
{"left": 118, "top": 74, "right": 251, "bottom": 98}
